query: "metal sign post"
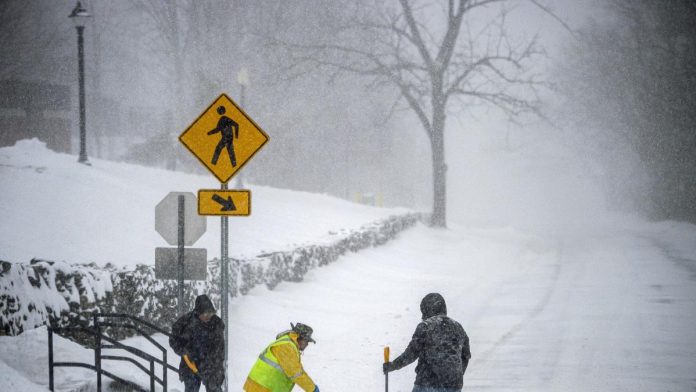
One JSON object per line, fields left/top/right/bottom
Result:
{"left": 177, "top": 195, "right": 185, "bottom": 317}
{"left": 220, "top": 182, "right": 229, "bottom": 392}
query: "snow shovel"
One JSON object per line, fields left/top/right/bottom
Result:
{"left": 384, "top": 346, "right": 390, "bottom": 392}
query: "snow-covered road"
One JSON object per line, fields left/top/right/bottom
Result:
{"left": 467, "top": 226, "right": 696, "bottom": 391}
{"left": 227, "top": 220, "right": 696, "bottom": 392}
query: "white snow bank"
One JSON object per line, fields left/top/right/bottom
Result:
{"left": 0, "top": 361, "right": 48, "bottom": 392}
{"left": 0, "top": 326, "right": 94, "bottom": 392}
{"left": 0, "top": 139, "right": 407, "bottom": 266}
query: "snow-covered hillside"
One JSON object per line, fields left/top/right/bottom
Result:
{"left": 0, "top": 139, "right": 407, "bottom": 266}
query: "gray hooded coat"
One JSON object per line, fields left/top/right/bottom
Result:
{"left": 388, "top": 293, "right": 471, "bottom": 389}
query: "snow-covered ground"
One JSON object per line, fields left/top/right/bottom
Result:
{"left": 0, "top": 139, "right": 406, "bottom": 265}
{"left": 2, "top": 138, "right": 696, "bottom": 391}
{"left": 2, "top": 219, "right": 695, "bottom": 391}
{"left": 231, "top": 219, "right": 696, "bottom": 391}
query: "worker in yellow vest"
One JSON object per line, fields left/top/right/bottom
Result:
{"left": 243, "top": 323, "right": 319, "bottom": 392}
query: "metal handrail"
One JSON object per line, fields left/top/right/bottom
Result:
{"left": 97, "top": 322, "right": 173, "bottom": 365}
{"left": 95, "top": 315, "right": 178, "bottom": 374}
{"left": 95, "top": 313, "right": 171, "bottom": 336}
{"left": 99, "top": 331, "right": 160, "bottom": 362}
{"left": 48, "top": 312, "right": 178, "bottom": 392}
{"left": 95, "top": 314, "right": 176, "bottom": 389}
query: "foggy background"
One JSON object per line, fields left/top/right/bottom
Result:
{"left": 1, "top": 0, "right": 694, "bottom": 227}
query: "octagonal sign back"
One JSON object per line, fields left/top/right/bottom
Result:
{"left": 155, "top": 192, "right": 206, "bottom": 246}
{"left": 179, "top": 93, "right": 269, "bottom": 184}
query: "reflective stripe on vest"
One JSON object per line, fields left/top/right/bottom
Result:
{"left": 248, "top": 335, "right": 300, "bottom": 392}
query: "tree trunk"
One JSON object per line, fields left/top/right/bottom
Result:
{"left": 430, "top": 105, "right": 447, "bottom": 228}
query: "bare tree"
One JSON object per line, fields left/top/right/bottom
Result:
{"left": 125, "top": 0, "right": 238, "bottom": 169}
{"left": 129, "top": 1, "right": 190, "bottom": 127}
{"left": 270, "top": 0, "right": 545, "bottom": 227}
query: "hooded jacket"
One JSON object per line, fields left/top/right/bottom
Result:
{"left": 389, "top": 293, "right": 471, "bottom": 388}
{"left": 169, "top": 295, "right": 225, "bottom": 386}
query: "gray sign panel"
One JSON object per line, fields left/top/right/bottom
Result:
{"left": 155, "top": 192, "right": 207, "bottom": 246}
{"left": 155, "top": 247, "right": 207, "bottom": 281}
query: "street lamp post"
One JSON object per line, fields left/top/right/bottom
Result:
{"left": 69, "top": 2, "right": 91, "bottom": 165}
{"left": 236, "top": 68, "right": 249, "bottom": 188}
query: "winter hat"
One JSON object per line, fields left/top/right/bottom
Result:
{"left": 420, "top": 292, "right": 447, "bottom": 319}
{"left": 291, "top": 322, "right": 316, "bottom": 343}
{"left": 194, "top": 294, "right": 216, "bottom": 315}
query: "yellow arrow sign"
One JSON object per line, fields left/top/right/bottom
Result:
{"left": 180, "top": 93, "right": 269, "bottom": 184}
{"left": 198, "top": 190, "right": 251, "bottom": 216}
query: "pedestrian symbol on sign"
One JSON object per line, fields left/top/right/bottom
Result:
{"left": 179, "top": 93, "right": 268, "bottom": 183}
{"left": 207, "top": 106, "right": 239, "bottom": 166}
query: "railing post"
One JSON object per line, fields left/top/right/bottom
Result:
{"left": 48, "top": 327, "right": 54, "bottom": 392}
{"left": 150, "top": 360, "right": 155, "bottom": 392}
{"left": 163, "top": 350, "right": 168, "bottom": 392}
{"left": 93, "top": 313, "right": 102, "bottom": 392}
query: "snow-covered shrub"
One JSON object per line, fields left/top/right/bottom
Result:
{"left": 0, "top": 259, "right": 113, "bottom": 335}
{"left": 0, "top": 213, "right": 420, "bottom": 336}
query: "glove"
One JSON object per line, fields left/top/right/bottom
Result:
{"left": 383, "top": 361, "right": 395, "bottom": 374}
{"left": 313, "top": 386, "right": 320, "bottom": 392}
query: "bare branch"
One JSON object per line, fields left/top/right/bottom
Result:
{"left": 434, "top": 0, "right": 466, "bottom": 72}
{"left": 398, "top": 0, "right": 434, "bottom": 69}
{"left": 527, "top": 0, "right": 577, "bottom": 38}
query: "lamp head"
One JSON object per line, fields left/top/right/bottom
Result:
{"left": 69, "top": 1, "right": 91, "bottom": 28}
{"left": 237, "top": 68, "right": 250, "bottom": 86}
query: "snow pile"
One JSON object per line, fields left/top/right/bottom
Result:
{"left": 0, "top": 326, "right": 95, "bottom": 392}
{"left": 0, "top": 360, "right": 48, "bottom": 392}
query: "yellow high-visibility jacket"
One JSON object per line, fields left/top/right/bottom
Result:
{"left": 243, "top": 332, "right": 316, "bottom": 392}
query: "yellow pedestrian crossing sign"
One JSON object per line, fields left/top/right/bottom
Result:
{"left": 198, "top": 189, "right": 251, "bottom": 216}
{"left": 179, "top": 93, "right": 269, "bottom": 183}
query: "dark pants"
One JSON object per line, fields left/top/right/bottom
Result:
{"left": 183, "top": 373, "right": 222, "bottom": 392}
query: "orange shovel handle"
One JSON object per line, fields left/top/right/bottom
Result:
{"left": 184, "top": 354, "right": 199, "bottom": 374}
{"left": 384, "top": 346, "right": 390, "bottom": 392}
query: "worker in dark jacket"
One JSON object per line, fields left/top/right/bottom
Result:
{"left": 169, "top": 295, "right": 225, "bottom": 392}
{"left": 383, "top": 293, "right": 471, "bottom": 392}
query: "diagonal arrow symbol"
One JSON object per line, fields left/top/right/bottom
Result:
{"left": 212, "top": 194, "right": 236, "bottom": 211}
